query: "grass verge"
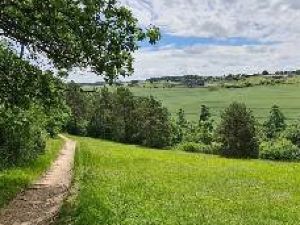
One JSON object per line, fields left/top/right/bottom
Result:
{"left": 0, "top": 137, "right": 64, "bottom": 208}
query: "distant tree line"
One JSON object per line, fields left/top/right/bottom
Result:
{"left": 129, "top": 70, "right": 300, "bottom": 88}
{"left": 275, "top": 70, "right": 300, "bottom": 75}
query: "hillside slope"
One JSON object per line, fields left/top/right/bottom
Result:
{"left": 58, "top": 136, "right": 300, "bottom": 225}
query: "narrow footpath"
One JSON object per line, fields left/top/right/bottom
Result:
{"left": 0, "top": 135, "right": 76, "bottom": 225}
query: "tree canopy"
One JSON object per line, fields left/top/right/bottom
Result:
{"left": 217, "top": 102, "right": 258, "bottom": 158}
{"left": 264, "top": 105, "right": 286, "bottom": 139}
{"left": 0, "top": 0, "right": 160, "bottom": 82}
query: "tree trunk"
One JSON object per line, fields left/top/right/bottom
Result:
{"left": 20, "top": 44, "right": 25, "bottom": 58}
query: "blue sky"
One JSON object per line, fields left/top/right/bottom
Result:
{"left": 69, "top": 0, "right": 300, "bottom": 82}
{"left": 140, "top": 33, "right": 276, "bottom": 49}
{"left": 124, "top": 0, "right": 300, "bottom": 80}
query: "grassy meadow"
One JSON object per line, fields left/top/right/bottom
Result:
{"left": 131, "top": 83, "right": 300, "bottom": 122}
{"left": 57, "top": 136, "right": 300, "bottom": 225}
{"left": 0, "top": 138, "right": 64, "bottom": 208}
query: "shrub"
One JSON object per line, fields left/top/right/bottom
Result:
{"left": 281, "top": 124, "right": 300, "bottom": 147}
{"left": 177, "top": 142, "right": 221, "bottom": 155}
{"left": 67, "top": 119, "right": 89, "bottom": 136}
{"left": 46, "top": 107, "right": 70, "bottom": 137}
{"left": 0, "top": 44, "right": 68, "bottom": 167}
{"left": 175, "top": 106, "right": 214, "bottom": 146}
{"left": 0, "top": 43, "right": 68, "bottom": 139}
{"left": 259, "top": 138, "right": 300, "bottom": 161}
{"left": 0, "top": 106, "right": 47, "bottom": 167}
{"left": 210, "top": 142, "right": 223, "bottom": 155}
{"left": 216, "top": 102, "right": 259, "bottom": 158}
{"left": 184, "top": 124, "right": 213, "bottom": 145}
{"left": 264, "top": 105, "right": 286, "bottom": 139}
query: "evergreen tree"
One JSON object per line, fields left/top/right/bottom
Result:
{"left": 217, "top": 102, "right": 258, "bottom": 158}
{"left": 175, "top": 108, "right": 189, "bottom": 142}
{"left": 264, "top": 105, "right": 286, "bottom": 139}
{"left": 199, "top": 105, "right": 210, "bottom": 123}
{"left": 199, "top": 105, "right": 213, "bottom": 132}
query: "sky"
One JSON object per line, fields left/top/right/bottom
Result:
{"left": 69, "top": 0, "right": 300, "bottom": 82}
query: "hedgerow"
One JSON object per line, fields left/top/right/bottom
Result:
{"left": 0, "top": 44, "right": 69, "bottom": 167}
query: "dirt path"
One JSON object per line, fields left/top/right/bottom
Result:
{"left": 0, "top": 135, "right": 76, "bottom": 225}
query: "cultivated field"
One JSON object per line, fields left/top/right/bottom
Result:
{"left": 131, "top": 83, "right": 300, "bottom": 122}
{"left": 57, "top": 136, "right": 300, "bottom": 225}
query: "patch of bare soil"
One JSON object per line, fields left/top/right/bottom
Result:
{"left": 0, "top": 135, "right": 76, "bottom": 225}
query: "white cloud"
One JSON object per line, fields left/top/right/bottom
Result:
{"left": 118, "top": 0, "right": 300, "bottom": 79}
{"left": 123, "top": 0, "right": 300, "bottom": 41}
{"left": 129, "top": 42, "right": 300, "bottom": 79}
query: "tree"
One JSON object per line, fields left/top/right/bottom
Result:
{"left": 196, "top": 105, "right": 213, "bottom": 144}
{"left": 65, "top": 81, "right": 93, "bottom": 135}
{"left": 0, "top": 44, "right": 66, "bottom": 110}
{"left": 65, "top": 87, "right": 173, "bottom": 148}
{"left": 199, "top": 105, "right": 210, "bottom": 122}
{"left": 0, "top": 105, "right": 47, "bottom": 167}
{"left": 177, "top": 109, "right": 188, "bottom": 129}
{"left": 90, "top": 87, "right": 136, "bottom": 142}
{"left": 174, "top": 108, "right": 189, "bottom": 143}
{"left": 0, "top": 44, "right": 69, "bottom": 136}
{"left": 114, "top": 87, "right": 136, "bottom": 142}
{"left": 0, "top": 0, "right": 160, "bottom": 82}
{"left": 129, "top": 96, "right": 172, "bottom": 148}
{"left": 87, "top": 87, "right": 115, "bottom": 139}
{"left": 262, "top": 70, "right": 269, "bottom": 76}
{"left": 217, "top": 102, "right": 258, "bottom": 158}
{"left": 264, "top": 105, "right": 286, "bottom": 139}
{"left": 199, "top": 104, "right": 213, "bottom": 131}
{"left": 0, "top": 45, "right": 69, "bottom": 166}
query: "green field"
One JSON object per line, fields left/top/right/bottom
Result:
{"left": 0, "top": 138, "right": 64, "bottom": 208}
{"left": 131, "top": 84, "right": 300, "bottom": 122}
{"left": 58, "top": 136, "right": 300, "bottom": 225}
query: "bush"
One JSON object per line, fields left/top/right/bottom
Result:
{"left": 264, "top": 105, "right": 286, "bottom": 139}
{"left": 177, "top": 142, "right": 221, "bottom": 155}
{"left": 0, "top": 106, "right": 47, "bottom": 167}
{"left": 0, "top": 44, "right": 68, "bottom": 167}
{"left": 210, "top": 142, "right": 223, "bottom": 155}
{"left": 259, "top": 138, "right": 300, "bottom": 161}
{"left": 216, "top": 102, "right": 259, "bottom": 158}
{"left": 177, "top": 142, "right": 209, "bottom": 154}
{"left": 66, "top": 119, "right": 89, "bottom": 136}
{"left": 184, "top": 124, "right": 213, "bottom": 145}
{"left": 281, "top": 124, "right": 300, "bottom": 147}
